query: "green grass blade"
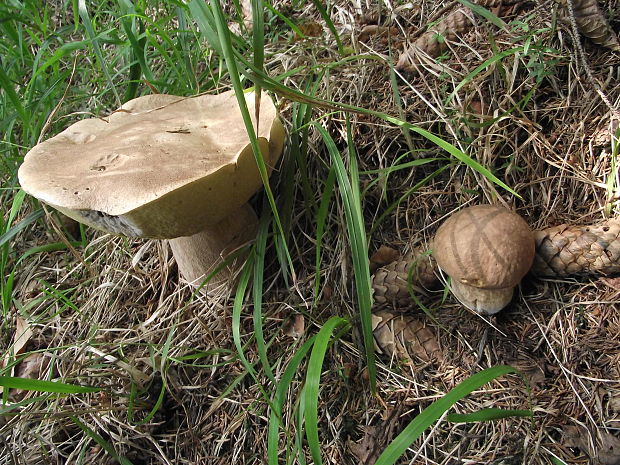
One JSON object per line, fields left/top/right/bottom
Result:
{"left": 549, "top": 453, "right": 568, "bottom": 465}
{"left": 77, "top": 0, "right": 121, "bottom": 105}
{"left": 370, "top": 164, "right": 451, "bottom": 234}
{"left": 313, "top": 166, "right": 336, "bottom": 302}
{"left": 447, "top": 407, "right": 533, "bottom": 423}
{"left": 310, "top": 0, "right": 343, "bottom": 54}
{"left": 0, "top": 376, "right": 100, "bottom": 393}
{"left": 135, "top": 323, "right": 176, "bottom": 426}
{"left": 70, "top": 416, "right": 134, "bottom": 465}
{"left": 232, "top": 255, "right": 258, "bottom": 380}
{"left": 316, "top": 123, "right": 376, "bottom": 393}
{"left": 241, "top": 69, "right": 519, "bottom": 197}
{"left": 253, "top": 211, "right": 275, "bottom": 384}
{"left": 188, "top": 0, "right": 223, "bottom": 56}
{"left": 457, "top": 0, "right": 506, "bottom": 28}
{"left": 0, "top": 209, "right": 44, "bottom": 248}
{"left": 374, "top": 365, "right": 517, "bottom": 465}
{"left": 446, "top": 46, "right": 523, "bottom": 104}
{"left": 0, "top": 65, "right": 30, "bottom": 128}
{"left": 207, "top": 0, "right": 294, "bottom": 278}
{"left": 267, "top": 335, "right": 317, "bottom": 465}
{"left": 303, "top": 316, "right": 350, "bottom": 465}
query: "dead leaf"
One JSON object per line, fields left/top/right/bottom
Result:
{"left": 284, "top": 314, "right": 305, "bottom": 338}
{"left": 358, "top": 25, "right": 399, "bottom": 43}
{"left": 563, "top": 425, "right": 620, "bottom": 465}
{"left": 348, "top": 407, "right": 402, "bottom": 465}
{"left": 13, "top": 317, "right": 33, "bottom": 357}
{"left": 599, "top": 432, "right": 620, "bottom": 465}
{"left": 372, "top": 310, "right": 440, "bottom": 363}
{"left": 10, "top": 353, "right": 49, "bottom": 401}
{"left": 609, "top": 391, "right": 620, "bottom": 413}
{"left": 369, "top": 245, "right": 399, "bottom": 273}
{"left": 295, "top": 22, "right": 323, "bottom": 41}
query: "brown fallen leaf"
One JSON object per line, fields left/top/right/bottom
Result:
{"left": 283, "top": 314, "right": 305, "bottom": 339}
{"left": 358, "top": 25, "right": 399, "bottom": 43}
{"left": 504, "top": 355, "right": 545, "bottom": 390}
{"left": 348, "top": 407, "right": 402, "bottom": 465}
{"left": 295, "top": 21, "right": 323, "bottom": 41}
{"left": 13, "top": 317, "right": 33, "bottom": 358}
{"left": 1, "top": 316, "right": 34, "bottom": 395}
{"left": 563, "top": 425, "right": 620, "bottom": 465}
{"left": 609, "top": 391, "right": 620, "bottom": 413}
{"left": 369, "top": 245, "right": 399, "bottom": 273}
{"left": 372, "top": 310, "right": 440, "bottom": 363}
{"left": 10, "top": 352, "right": 49, "bottom": 401}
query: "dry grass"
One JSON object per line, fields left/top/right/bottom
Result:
{"left": 3, "top": 0, "right": 620, "bottom": 464}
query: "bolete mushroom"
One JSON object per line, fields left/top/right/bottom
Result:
{"left": 18, "top": 90, "right": 285, "bottom": 287}
{"left": 432, "top": 204, "right": 535, "bottom": 314}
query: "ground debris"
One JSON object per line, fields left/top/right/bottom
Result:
{"left": 396, "top": 0, "right": 527, "bottom": 74}
{"left": 372, "top": 310, "right": 441, "bottom": 363}
{"left": 563, "top": 425, "right": 620, "bottom": 464}
{"left": 347, "top": 407, "right": 402, "bottom": 465}
{"left": 358, "top": 25, "right": 399, "bottom": 44}
{"left": 563, "top": 0, "right": 620, "bottom": 51}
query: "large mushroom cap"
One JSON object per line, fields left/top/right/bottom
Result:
{"left": 18, "top": 90, "right": 285, "bottom": 239}
{"left": 433, "top": 204, "right": 535, "bottom": 313}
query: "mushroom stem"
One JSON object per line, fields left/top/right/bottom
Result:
{"left": 168, "top": 203, "right": 258, "bottom": 286}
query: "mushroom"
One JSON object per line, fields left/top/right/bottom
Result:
{"left": 18, "top": 90, "right": 285, "bottom": 287}
{"left": 432, "top": 204, "right": 535, "bottom": 314}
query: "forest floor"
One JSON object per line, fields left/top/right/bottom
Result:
{"left": 2, "top": 0, "right": 620, "bottom": 464}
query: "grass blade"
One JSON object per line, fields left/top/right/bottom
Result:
{"left": 0, "top": 209, "right": 44, "bottom": 248}
{"left": 316, "top": 123, "right": 376, "bottom": 394}
{"left": 313, "top": 166, "right": 336, "bottom": 302}
{"left": 253, "top": 210, "right": 275, "bottom": 384}
{"left": 71, "top": 416, "right": 134, "bottom": 465}
{"left": 310, "top": 0, "right": 343, "bottom": 54}
{"left": 0, "top": 376, "right": 100, "bottom": 393}
{"left": 303, "top": 316, "right": 350, "bottom": 465}
{"left": 374, "top": 365, "right": 517, "bottom": 465}
{"left": 267, "top": 335, "right": 317, "bottom": 465}
{"left": 77, "top": 0, "right": 121, "bottom": 105}
{"left": 207, "top": 0, "right": 294, "bottom": 278}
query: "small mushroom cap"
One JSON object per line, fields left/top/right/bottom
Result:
{"left": 433, "top": 204, "right": 535, "bottom": 290}
{"left": 18, "top": 90, "right": 285, "bottom": 239}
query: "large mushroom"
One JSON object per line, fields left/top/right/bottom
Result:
{"left": 18, "top": 90, "right": 285, "bottom": 287}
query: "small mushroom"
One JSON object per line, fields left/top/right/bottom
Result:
{"left": 432, "top": 204, "right": 535, "bottom": 314}
{"left": 18, "top": 90, "right": 285, "bottom": 288}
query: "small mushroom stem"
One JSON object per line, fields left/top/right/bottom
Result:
{"left": 168, "top": 203, "right": 258, "bottom": 286}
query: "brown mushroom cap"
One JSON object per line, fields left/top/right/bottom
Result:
{"left": 433, "top": 204, "right": 535, "bottom": 313}
{"left": 18, "top": 90, "right": 285, "bottom": 239}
